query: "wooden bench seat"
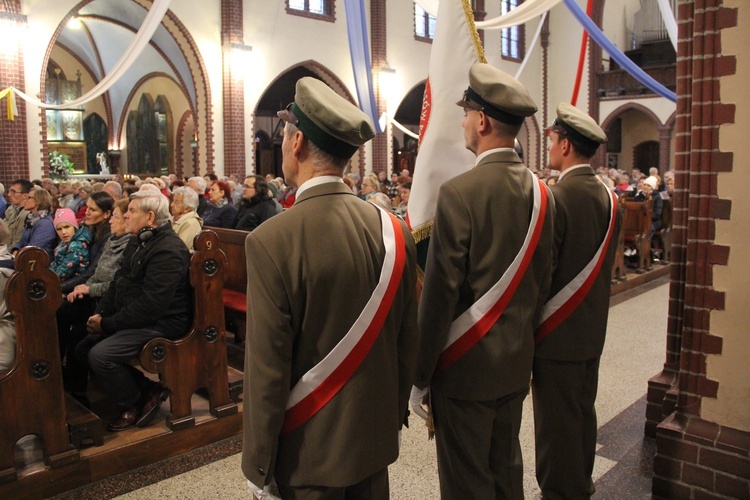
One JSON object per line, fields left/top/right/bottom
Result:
{"left": 212, "top": 227, "right": 249, "bottom": 343}
{"left": 140, "top": 230, "right": 239, "bottom": 430}
{"left": 0, "top": 248, "right": 79, "bottom": 483}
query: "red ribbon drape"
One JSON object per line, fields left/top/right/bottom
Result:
{"left": 570, "top": 0, "right": 594, "bottom": 106}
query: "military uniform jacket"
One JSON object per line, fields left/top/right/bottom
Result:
{"left": 241, "top": 181, "right": 418, "bottom": 488}
{"left": 535, "top": 166, "right": 622, "bottom": 361}
{"left": 415, "top": 150, "right": 555, "bottom": 401}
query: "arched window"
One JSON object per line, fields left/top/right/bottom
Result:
{"left": 501, "top": 0, "right": 525, "bottom": 61}
{"left": 126, "top": 93, "right": 173, "bottom": 175}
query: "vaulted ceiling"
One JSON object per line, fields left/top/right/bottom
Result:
{"left": 51, "top": 0, "right": 195, "bottom": 138}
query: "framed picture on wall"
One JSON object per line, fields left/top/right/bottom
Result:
{"left": 607, "top": 153, "right": 619, "bottom": 169}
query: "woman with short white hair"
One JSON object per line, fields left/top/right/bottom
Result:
{"left": 170, "top": 186, "right": 203, "bottom": 251}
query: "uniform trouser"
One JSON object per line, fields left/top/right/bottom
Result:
{"left": 74, "top": 328, "right": 164, "bottom": 409}
{"left": 431, "top": 386, "right": 527, "bottom": 500}
{"left": 532, "top": 356, "right": 600, "bottom": 500}
{"left": 277, "top": 466, "right": 389, "bottom": 500}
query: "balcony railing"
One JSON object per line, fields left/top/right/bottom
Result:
{"left": 597, "top": 64, "right": 676, "bottom": 98}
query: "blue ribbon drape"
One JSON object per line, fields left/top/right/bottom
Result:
{"left": 344, "top": 0, "right": 382, "bottom": 133}
{"left": 563, "top": 0, "right": 676, "bottom": 103}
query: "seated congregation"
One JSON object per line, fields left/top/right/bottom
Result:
{"left": 0, "top": 177, "right": 253, "bottom": 494}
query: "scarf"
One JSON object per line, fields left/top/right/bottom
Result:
{"left": 24, "top": 209, "right": 49, "bottom": 230}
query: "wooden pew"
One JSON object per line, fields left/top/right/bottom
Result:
{"left": 622, "top": 200, "right": 653, "bottom": 273}
{"left": 140, "top": 230, "right": 239, "bottom": 430}
{"left": 0, "top": 248, "right": 79, "bottom": 484}
{"left": 211, "top": 227, "right": 249, "bottom": 344}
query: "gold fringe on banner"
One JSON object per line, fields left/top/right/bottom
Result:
{"left": 411, "top": 220, "right": 433, "bottom": 245}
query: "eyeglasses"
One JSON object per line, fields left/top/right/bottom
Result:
{"left": 243, "top": 184, "right": 255, "bottom": 189}
{"left": 283, "top": 102, "right": 300, "bottom": 126}
{"left": 8, "top": 188, "right": 27, "bottom": 195}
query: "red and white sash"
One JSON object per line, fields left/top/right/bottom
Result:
{"left": 281, "top": 207, "right": 406, "bottom": 435}
{"left": 433, "top": 175, "right": 549, "bottom": 378}
{"left": 534, "top": 182, "right": 618, "bottom": 344}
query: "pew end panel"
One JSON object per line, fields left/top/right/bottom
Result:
{"left": 0, "top": 247, "right": 79, "bottom": 483}
{"left": 139, "top": 230, "right": 238, "bottom": 431}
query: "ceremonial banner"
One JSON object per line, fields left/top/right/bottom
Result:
{"left": 407, "top": 0, "right": 484, "bottom": 242}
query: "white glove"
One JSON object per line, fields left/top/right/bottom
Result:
{"left": 247, "top": 478, "right": 281, "bottom": 500}
{"left": 410, "top": 385, "right": 430, "bottom": 421}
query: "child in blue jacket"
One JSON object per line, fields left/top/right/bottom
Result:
{"left": 50, "top": 208, "right": 92, "bottom": 281}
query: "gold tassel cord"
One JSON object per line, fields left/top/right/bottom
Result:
{"left": 462, "top": 0, "right": 487, "bottom": 64}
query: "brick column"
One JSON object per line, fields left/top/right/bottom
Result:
{"left": 370, "top": 0, "right": 387, "bottom": 177}
{"left": 649, "top": 2, "right": 750, "bottom": 497}
{"left": 658, "top": 124, "right": 673, "bottom": 173}
{"left": 221, "top": 0, "right": 246, "bottom": 178}
{"left": 0, "top": 2, "right": 30, "bottom": 185}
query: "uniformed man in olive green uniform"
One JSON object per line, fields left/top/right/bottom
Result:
{"left": 413, "top": 64, "right": 555, "bottom": 499}
{"left": 241, "top": 77, "right": 418, "bottom": 499}
{"left": 533, "top": 103, "right": 622, "bottom": 499}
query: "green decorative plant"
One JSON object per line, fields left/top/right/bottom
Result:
{"left": 49, "top": 151, "right": 75, "bottom": 180}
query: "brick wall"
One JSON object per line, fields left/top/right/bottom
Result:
{"left": 221, "top": 0, "right": 246, "bottom": 179}
{"left": 0, "top": 4, "right": 30, "bottom": 185}
{"left": 371, "top": 0, "right": 387, "bottom": 175}
{"left": 649, "top": 0, "right": 749, "bottom": 496}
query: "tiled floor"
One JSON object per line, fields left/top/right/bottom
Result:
{"left": 82, "top": 277, "right": 670, "bottom": 499}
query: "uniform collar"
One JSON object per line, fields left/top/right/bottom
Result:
{"left": 296, "top": 175, "right": 344, "bottom": 199}
{"left": 475, "top": 147, "right": 517, "bottom": 166}
{"left": 558, "top": 164, "right": 592, "bottom": 182}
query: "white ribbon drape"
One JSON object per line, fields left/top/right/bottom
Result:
{"left": 11, "top": 0, "right": 172, "bottom": 110}
{"left": 415, "top": 0, "right": 439, "bottom": 18}
{"left": 656, "top": 0, "right": 678, "bottom": 51}
{"left": 416, "top": 0, "right": 561, "bottom": 30}
{"left": 515, "top": 11, "right": 547, "bottom": 79}
{"left": 476, "top": 0, "right": 561, "bottom": 30}
{"left": 391, "top": 116, "right": 419, "bottom": 140}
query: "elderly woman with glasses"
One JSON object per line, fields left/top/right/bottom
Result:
{"left": 170, "top": 186, "right": 203, "bottom": 251}
{"left": 359, "top": 174, "right": 380, "bottom": 201}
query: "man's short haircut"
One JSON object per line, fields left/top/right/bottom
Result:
{"left": 487, "top": 114, "right": 523, "bottom": 139}
{"left": 247, "top": 175, "right": 269, "bottom": 199}
{"left": 188, "top": 176, "right": 207, "bottom": 193}
{"left": 285, "top": 122, "right": 349, "bottom": 171}
{"left": 172, "top": 186, "right": 199, "bottom": 211}
{"left": 11, "top": 179, "right": 34, "bottom": 194}
{"left": 129, "top": 190, "right": 170, "bottom": 225}
{"left": 104, "top": 181, "right": 123, "bottom": 198}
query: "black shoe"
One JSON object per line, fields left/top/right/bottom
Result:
{"left": 136, "top": 384, "right": 169, "bottom": 428}
{"left": 108, "top": 406, "right": 140, "bottom": 432}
